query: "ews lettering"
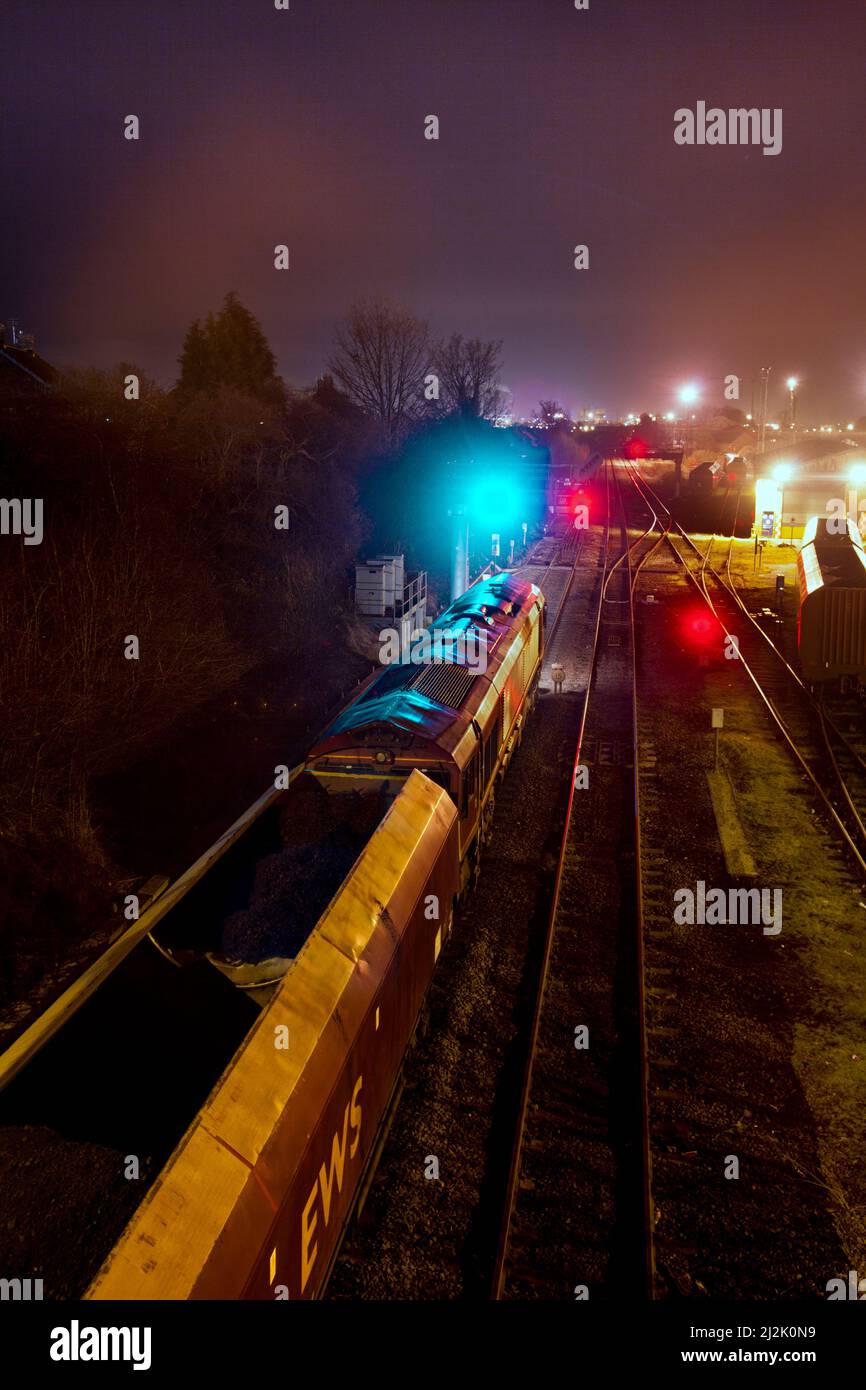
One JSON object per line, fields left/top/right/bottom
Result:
{"left": 300, "top": 1075, "right": 363, "bottom": 1293}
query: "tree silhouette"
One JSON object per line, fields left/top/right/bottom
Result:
{"left": 177, "top": 292, "right": 283, "bottom": 403}
{"left": 328, "top": 295, "right": 429, "bottom": 445}
{"left": 538, "top": 399, "right": 568, "bottom": 426}
{"left": 431, "top": 334, "right": 504, "bottom": 420}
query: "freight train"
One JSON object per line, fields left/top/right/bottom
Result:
{"left": 687, "top": 456, "right": 747, "bottom": 495}
{"left": 85, "top": 571, "right": 545, "bottom": 1300}
{"left": 687, "top": 459, "right": 723, "bottom": 495}
{"left": 797, "top": 515, "right": 866, "bottom": 686}
{"left": 548, "top": 452, "right": 603, "bottom": 524}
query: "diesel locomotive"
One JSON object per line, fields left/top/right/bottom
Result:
{"left": 306, "top": 570, "right": 545, "bottom": 892}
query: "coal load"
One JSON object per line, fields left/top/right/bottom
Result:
{"left": 0, "top": 1125, "right": 153, "bottom": 1298}
{"left": 221, "top": 776, "right": 390, "bottom": 964}
{"left": 277, "top": 771, "right": 335, "bottom": 846}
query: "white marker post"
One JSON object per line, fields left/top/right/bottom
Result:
{"left": 711, "top": 707, "right": 724, "bottom": 770}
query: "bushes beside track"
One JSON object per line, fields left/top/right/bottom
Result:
{"left": 0, "top": 370, "right": 367, "bottom": 1008}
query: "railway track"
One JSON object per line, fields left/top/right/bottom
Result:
{"left": 617, "top": 460, "right": 865, "bottom": 1297}
{"left": 492, "top": 464, "right": 656, "bottom": 1300}
{"left": 328, "top": 497, "right": 615, "bottom": 1299}
{"left": 626, "top": 465, "right": 866, "bottom": 876}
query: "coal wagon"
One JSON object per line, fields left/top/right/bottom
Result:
{"left": 87, "top": 770, "right": 460, "bottom": 1300}
{"left": 797, "top": 515, "right": 866, "bottom": 684}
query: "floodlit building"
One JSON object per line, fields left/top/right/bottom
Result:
{"left": 752, "top": 438, "right": 866, "bottom": 544}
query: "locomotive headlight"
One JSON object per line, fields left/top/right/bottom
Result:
{"left": 374, "top": 750, "right": 394, "bottom": 765}
{"left": 848, "top": 463, "right": 866, "bottom": 485}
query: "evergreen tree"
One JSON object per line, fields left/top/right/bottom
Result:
{"left": 177, "top": 320, "right": 211, "bottom": 394}
{"left": 177, "top": 293, "right": 283, "bottom": 403}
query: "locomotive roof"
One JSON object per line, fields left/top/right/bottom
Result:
{"left": 320, "top": 571, "right": 541, "bottom": 745}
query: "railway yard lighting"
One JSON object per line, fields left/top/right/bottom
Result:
{"left": 770, "top": 463, "right": 795, "bottom": 544}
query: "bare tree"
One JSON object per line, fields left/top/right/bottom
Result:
{"left": 538, "top": 399, "right": 569, "bottom": 426}
{"left": 328, "top": 295, "right": 429, "bottom": 445}
{"left": 430, "top": 334, "right": 504, "bottom": 420}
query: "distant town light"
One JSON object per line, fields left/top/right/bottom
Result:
{"left": 664, "top": 411, "right": 675, "bottom": 422}
{"left": 847, "top": 423, "right": 855, "bottom": 431}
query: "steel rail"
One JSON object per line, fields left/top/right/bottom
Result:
{"left": 493, "top": 462, "right": 656, "bottom": 1299}
{"left": 625, "top": 465, "right": 866, "bottom": 878}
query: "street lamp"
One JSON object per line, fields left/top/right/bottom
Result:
{"left": 676, "top": 384, "right": 701, "bottom": 489}
{"left": 786, "top": 377, "right": 798, "bottom": 433}
{"left": 759, "top": 366, "right": 772, "bottom": 455}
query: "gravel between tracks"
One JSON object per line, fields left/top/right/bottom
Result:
{"left": 636, "top": 536, "right": 864, "bottom": 1298}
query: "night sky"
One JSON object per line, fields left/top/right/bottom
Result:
{"left": 3, "top": 0, "right": 865, "bottom": 419}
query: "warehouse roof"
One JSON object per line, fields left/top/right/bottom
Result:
{"left": 0, "top": 343, "right": 57, "bottom": 388}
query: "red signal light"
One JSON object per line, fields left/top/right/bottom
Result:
{"left": 625, "top": 437, "right": 648, "bottom": 460}
{"left": 682, "top": 608, "right": 716, "bottom": 647}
